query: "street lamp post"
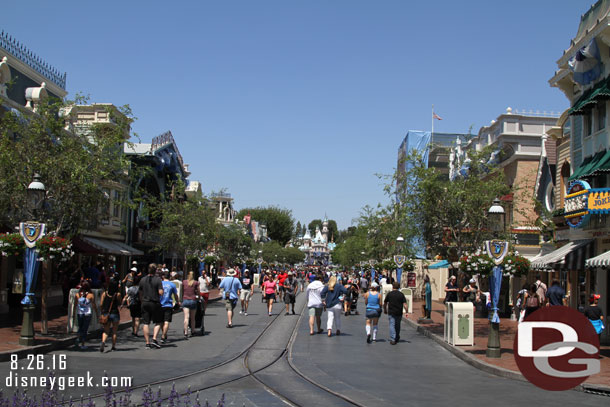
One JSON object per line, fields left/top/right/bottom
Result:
{"left": 486, "top": 197, "right": 506, "bottom": 359}
{"left": 19, "top": 174, "right": 47, "bottom": 346}
{"left": 394, "top": 236, "right": 405, "bottom": 284}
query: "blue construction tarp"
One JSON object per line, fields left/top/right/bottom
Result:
{"left": 428, "top": 259, "right": 449, "bottom": 269}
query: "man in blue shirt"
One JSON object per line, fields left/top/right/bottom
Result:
{"left": 160, "top": 272, "right": 180, "bottom": 343}
{"left": 546, "top": 279, "right": 566, "bottom": 306}
{"left": 219, "top": 268, "right": 242, "bottom": 328}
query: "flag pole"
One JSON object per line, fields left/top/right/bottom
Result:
{"left": 431, "top": 104, "right": 434, "bottom": 137}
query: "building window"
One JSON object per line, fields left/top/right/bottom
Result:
{"left": 597, "top": 103, "right": 606, "bottom": 131}
{"left": 113, "top": 190, "right": 120, "bottom": 218}
{"left": 585, "top": 113, "right": 593, "bottom": 136}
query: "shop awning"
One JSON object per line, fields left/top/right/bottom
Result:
{"left": 569, "top": 151, "right": 607, "bottom": 181}
{"left": 79, "top": 236, "right": 144, "bottom": 256}
{"left": 569, "top": 76, "right": 610, "bottom": 115}
{"left": 579, "top": 150, "right": 609, "bottom": 178}
{"left": 569, "top": 155, "right": 594, "bottom": 181}
{"left": 428, "top": 260, "right": 449, "bottom": 269}
{"left": 588, "top": 149, "right": 610, "bottom": 176}
{"left": 585, "top": 250, "right": 610, "bottom": 267}
{"left": 531, "top": 239, "right": 593, "bottom": 270}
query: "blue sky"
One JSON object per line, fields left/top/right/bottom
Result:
{"left": 5, "top": 1, "right": 592, "bottom": 229}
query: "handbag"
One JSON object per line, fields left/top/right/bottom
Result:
{"left": 99, "top": 293, "right": 116, "bottom": 324}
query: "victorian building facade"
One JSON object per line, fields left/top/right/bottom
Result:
{"left": 537, "top": 0, "right": 610, "bottom": 343}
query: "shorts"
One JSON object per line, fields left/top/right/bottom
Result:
{"left": 104, "top": 313, "right": 120, "bottom": 323}
{"left": 366, "top": 309, "right": 382, "bottom": 319}
{"left": 308, "top": 307, "right": 323, "bottom": 317}
{"left": 183, "top": 299, "right": 198, "bottom": 309}
{"left": 200, "top": 292, "right": 209, "bottom": 304}
{"left": 129, "top": 305, "right": 141, "bottom": 319}
{"left": 240, "top": 290, "right": 252, "bottom": 301}
{"left": 141, "top": 301, "right": 163, "bottom": 325}
{"left": 284, "top": 293, "right": 296, "bottom": 304}
{"left": 265, "top": 293, "right": 276, "bottom": 301}
{"left": 162, "top": 307, "right": 173, "bottom": 322}
{"left": 225, "top": 299, "right": 237, "bottom": 311}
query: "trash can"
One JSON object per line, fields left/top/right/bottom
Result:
{"left": 400, "top": 288, "right": 413, "bottom": 314}
{"left": 444, "top": 302, "right": 474, "bottom": 346}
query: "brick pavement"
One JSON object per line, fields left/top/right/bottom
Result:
{"left": 0, "top": 288, "right": 220, "bottom": 354}
{"left": 407, "top": 299, "right": 610, "bottom": 388}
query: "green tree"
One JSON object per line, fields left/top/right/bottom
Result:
{"left": 237, "top": 206, "right": 294, "bottom": 245}
{"left": 216, "top": 223, "right": 252, "bottom": 265}
{"left": 0, "top": 98, "right": 133, "bottom": 236}
{"left": 284, "top": 246, "right": 305, "bottom": 265}
{"left": 391, "top": 147, "right": 509, "bottom": 260}
{"left": 149, "top": 181, "right": 217, "bottom": 269}
{"left": 332, "top": 226, "right": 368, "bottom": 267}
{"left": 295, "top": 221, "right": 302, "bottom": 238}
{"left": 308, "top": 219, "right": 338, "bottom": 240}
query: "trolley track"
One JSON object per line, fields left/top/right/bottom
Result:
{"left": 61, "top": 291, "right": 367, "bottom": 407}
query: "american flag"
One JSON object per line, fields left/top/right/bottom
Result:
{"left": 433, "top": 112, "right": 443, "bottom": 120}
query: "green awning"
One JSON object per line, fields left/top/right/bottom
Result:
{"left": 570, "top": 150, "right": 606, "bottom": 180}
{"left": 569, "top": 76, "right": 610, "bottom": 115}
{"left": 589, "top": 149, "right": 610, "bottom": 175}
{"left": 569, "top": 155, "right": 594, "bottom": 180}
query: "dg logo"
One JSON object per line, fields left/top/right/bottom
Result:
{"left": 513, "top": 306, "right": 600, "bottom": 391}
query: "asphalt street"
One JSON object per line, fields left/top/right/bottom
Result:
{"left": 0, "top": 291, "right": 607, "bottom": 407}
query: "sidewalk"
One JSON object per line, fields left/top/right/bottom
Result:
{"left": 0, "top": 288, "right": 221, "bottom": 358}
{"left": 406, "top": 299, "right": 610, "bottom": 390}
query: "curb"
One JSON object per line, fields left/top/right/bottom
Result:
{"left": 404, "top": 317, "right": 610, "bottom": 396}
{"left": 0, "top": 295, "right": 222, "bottom": 362}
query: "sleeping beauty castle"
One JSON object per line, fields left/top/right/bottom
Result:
{"left": 298, "top": 217, "right": 336, "bottom": 266}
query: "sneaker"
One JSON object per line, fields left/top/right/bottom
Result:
{"left": 110, "top": 346, "right": 116, "bottom": 352}
{"left": 292, "top": 310, "right": 296, "bottom": 315}
{"left": 80, "top": 344, "right": 88, "bottom": 350}
{"left": 239, "top": 310, "right": 243, "bottom": 314}
{"left": 269, "top": 312, "right": 272, "bottom": 316}
{"left": 145, "top": 343, "right": 152, "bottom": 349}
{"left": 151, "top": 340, "right": 161, "bottom": 349}
{"left": 367, "top": 334, "right": 371, "bottom": 344}
{"left": 390, "top": 340, "right": 396, "bottom": 345}
{"left": 99, "top": 343, "right": 105, "bottom": 353}
{"left": 285, "top": 312, "right": 290, "bottom": 316}
{"left": 159, "top": 337, "right": 166, "bottom": 344}
{"left": 244, "top": 312, "right": 248, "bottom": 316}
{"left": 131, "top": 332, "right": 138, "bottom": 337}
{"left": 226, "top": 324, "right": 233, "bottom": 328}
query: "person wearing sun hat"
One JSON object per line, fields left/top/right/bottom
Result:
{"left": 219, "top": 268, "right": 242, "bottom": 328}
{"left": 444, "top": 275, "right": 459, "bottom": 303}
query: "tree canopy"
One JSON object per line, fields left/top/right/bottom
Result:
{"left": 0, "top": 98, "right": 133, "bottom": 236}
{"left": 237, "top": 206, "right": 294, "bottom": 245}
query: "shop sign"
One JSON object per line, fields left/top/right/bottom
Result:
{"left": 564, "top": 180, "right": 591, "bottom": 228}
{"left": 588, "top": 189, "right": 610, "bottom": 213}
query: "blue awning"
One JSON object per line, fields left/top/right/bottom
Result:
{"left": 428, "top": 260, "right": 449, "bottom": 269}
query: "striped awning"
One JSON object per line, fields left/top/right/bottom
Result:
{"left": 586, "top": 250, "right": 610, "bottom": 267}
{"left": 531, "top": 239, "right": 594, "bottom": 270}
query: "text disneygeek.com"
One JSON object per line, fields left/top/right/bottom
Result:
{"left": 7, "top": 354, "right": 132, "bottom": 391}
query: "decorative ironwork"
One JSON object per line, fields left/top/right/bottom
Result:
{"left": 0, "top": 30, "right": 67, "bottom": 90}
{"left": 151, "top": 131, "right": 185, "bottom": 172}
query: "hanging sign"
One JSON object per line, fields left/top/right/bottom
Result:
{"left": 485, "top": 240, "right": 509, "bottom": 265}
{"left": 588, "top": 189, "right": 610, "bottom": 213}
{"left": 197, "top": 251, "right": 206, "bottom": 262}
{"left": 19, "top": 222, "right": 45, "bottom": 248}
{"left": 257, "top": 257, "right": 263, "bottom": 265}
{"left": 407, "top": 272, "right": 416, "bottom": 288}
{"left": 564, "top": 180, "right": 591, "bottom": 228}
{"left": 394, "top": 255, "right": 406, "bottom": 268}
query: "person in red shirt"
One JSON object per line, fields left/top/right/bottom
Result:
{"left": 278, "top": 270, "right": 288, "bottom": 300}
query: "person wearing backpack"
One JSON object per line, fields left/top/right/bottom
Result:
{"left": 122, "top": 274, "right": 142, "bottom": 337}
{"left": 523, "top": 283, "right": 541, "bottom": 319}
{"left": 219, "top": 268, "right": 242, "bottom": 328}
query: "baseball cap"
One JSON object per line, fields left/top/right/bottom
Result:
{"left": 469, "top": 278, "right": 476, "bottom": 284}
{"left": 130, "top": 267, "right": 137, "bottom": 272}
{"left": 371, "top": 282, "right": 379, "bottom": 288}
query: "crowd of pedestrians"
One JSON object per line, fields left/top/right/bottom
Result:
{"left": 71, "top": 262, "right": 413, "bottom": 351}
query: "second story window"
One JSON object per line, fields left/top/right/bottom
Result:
{"left": 585, "top": 112, "right": 593, "bottom": 136}
{"left": 597, "top": 102, "right": 606, "bottom": 131}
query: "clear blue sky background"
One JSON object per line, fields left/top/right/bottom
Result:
{"left": 5, "top": 1, "right": 593, "bottom": 229}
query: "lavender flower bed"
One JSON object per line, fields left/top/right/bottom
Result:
{"left": 0, "top": 375, "right": 229, "bottom": 407}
